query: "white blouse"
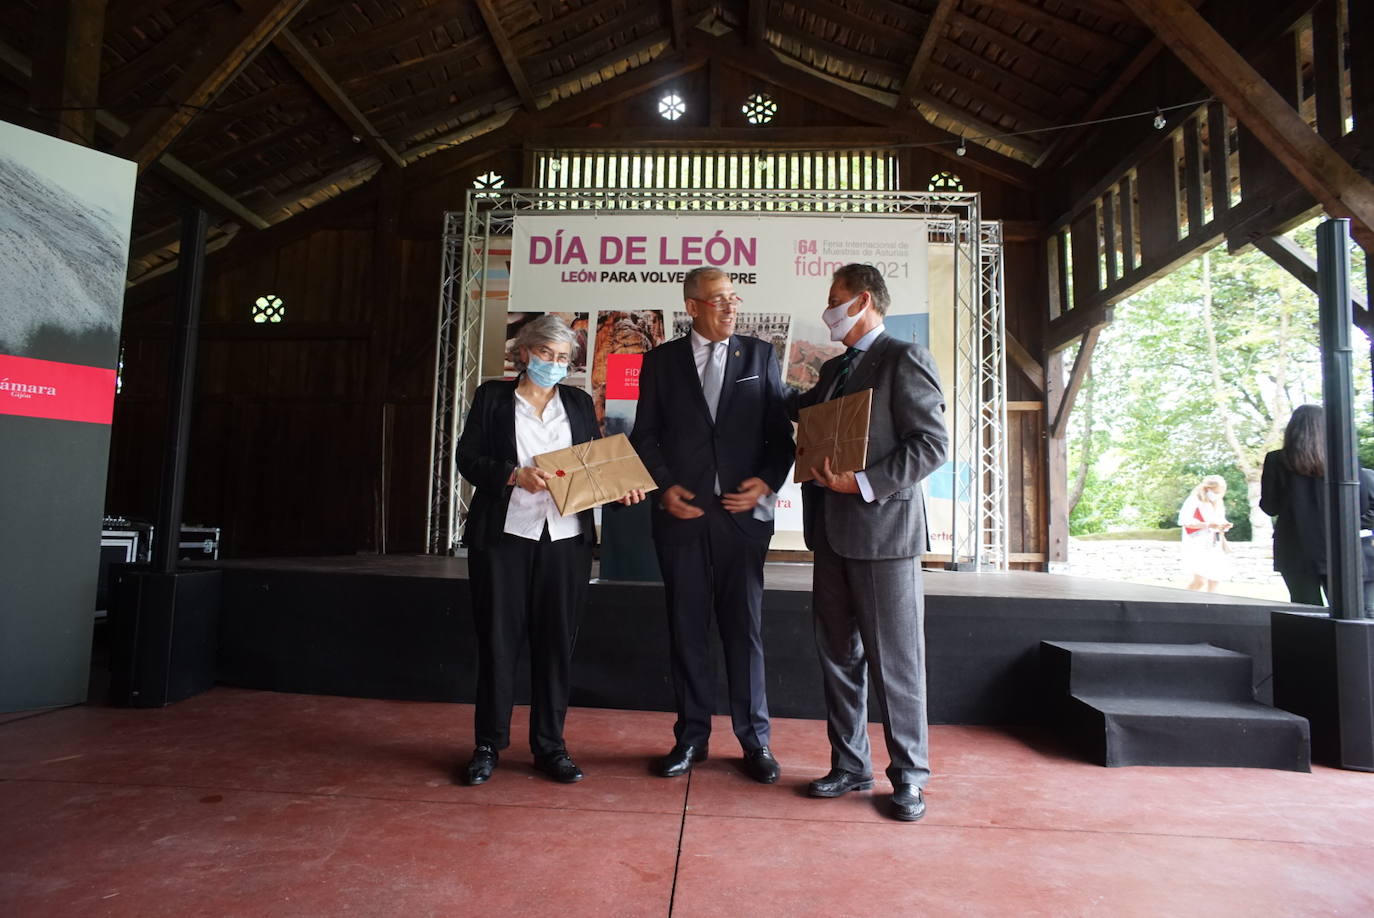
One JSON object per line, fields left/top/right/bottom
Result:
{"left": 504, "top": 388, "right": 583, "bottom": 542}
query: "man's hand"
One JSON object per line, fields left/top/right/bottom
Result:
{"left": 618, "top": 488, "right": 646, "bottom": 506}
{"left": 811, "top": 457, "right": 860, "bottom": 494}
{"left": 661, "top": 484, "right": 705, "bottom": 519}
{"left": 721, "top": 477, "right": 771, "bottom": 513}
{"left": 514, "top": 466, "right": 555, "bottom": 494}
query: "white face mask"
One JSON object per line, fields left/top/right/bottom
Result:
{"left": 822, "top": 293, "right": 866, "bottom": 342}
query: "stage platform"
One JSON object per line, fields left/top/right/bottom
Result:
{"left": 205, "top": 555, "right": 1308, "bottom": 725}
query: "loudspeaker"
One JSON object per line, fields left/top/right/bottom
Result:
{"left": 108, "top": 567, "right": 221, "bottom": 707}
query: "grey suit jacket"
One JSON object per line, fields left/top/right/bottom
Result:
{"left": 794, "top": 332, "right": 948, "bottom": 560}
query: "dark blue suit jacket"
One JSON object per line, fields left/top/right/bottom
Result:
{"left": 630, "top": 334, "right": 795, "bottom": 544}
{"left": 455, "top": 379, "right": 600, "bottom": 550}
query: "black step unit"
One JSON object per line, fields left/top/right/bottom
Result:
{"left": 1041, "top": 641, "right": 1311, "bottom": 772}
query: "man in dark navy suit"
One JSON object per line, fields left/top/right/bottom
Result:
{"left": 630, "top": 267, "right": 795, "bottom": 783}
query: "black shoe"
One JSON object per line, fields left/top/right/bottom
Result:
{"left": 808, "top": 768, "right": 874, "bottom": 798}
{"left": 658, "top": 743, "right": 708, "bottom": 777}
{"left": 465, "top": 745, "right": 498, "bottom": 785}
{"left": 743, "top": 746, "right": 781, "bottom": 784}
{"left": 535, "top": 750, "right": 584, "bottom": 784}
{"left": 892, "top": 783, "right": 925, "bottom": 822}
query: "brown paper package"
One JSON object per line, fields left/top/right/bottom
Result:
{"left": 793, "top": 388, "right": 872, "bottom": 483}
{"left": 533, "top": 433, "right": 659, "bottom": 516}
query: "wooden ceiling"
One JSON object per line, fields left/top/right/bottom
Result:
{"left": 1, "top": 1, "right": 1163, "bottom": 282}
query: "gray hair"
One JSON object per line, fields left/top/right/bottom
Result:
{"left": 511, "top": 314, "right": 579, "bottom": 369}
{"left": 684, "top": 266, "right": 728, "bottom": 301}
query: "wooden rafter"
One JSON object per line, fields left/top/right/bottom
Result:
{"left": 690, "top": 31, "right": 1036, "bottom": 188}
{"left": 914, "top": 91, "right": 1043, "bottom": 156}
{"left": 513, "top": 0, "right": 628, "bottom": 51}
{"left": 0, "top": 36, "right": 267, "bottom": 230}
{"left": 1006, "top": 331, "right": 1045, "bottom": 393}
{"left": 271, "top": 28, "right": 404, "bottom": 168}
{"left": 113, "top": 0, "right": 309, "bottom": 172}
{"left": 475, "top": 0, "right": 538, "bottom": 110}
{"left": 1121, "top": 0, "right": 1374, "bottom": 248}
{"left": 30, "top": 0, "right": 106, "bottom": 146}
{"left": 971, "top": 0, "right": 1128, "bottom": 56}
{"left": 768, "top": 24, "right": 907, "bottom": 83}
{"left": 1034, "top": 37, "right": 1164, "bottom": 168}
{"left": 926, "top": 60, "right": 1052, "bottom": 130}
{"left": 1050, "top": 327, "right": 1101, "bottom": 439}
{"left": 803, "top": 0, "right": 920, "bottom": 51}
{"left": 748, "top": 0, "right": 768, "bottom": 51}
{"left": 948, "top": 11, "right": 1097, "bottom": 91}
{"left": 1253, "top": 234, "right": 1371, "bottom": 331}
{"left": 524, "top": 5, "right": 662, "bottom": 70}
{"left": 662, "top": 0, "right": 687, "bottom": 51}
{"left": 897, "top": 0, "right": 957, "bottom": 112}
{"left": 927, "top": 29, "right": 1064, "bottom": 114}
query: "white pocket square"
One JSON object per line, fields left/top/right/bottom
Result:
{"left": 735, "top": 374, "right": 760, "bottom": 382}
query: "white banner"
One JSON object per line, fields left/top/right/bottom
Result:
{"left": 505, "top": 213, "right": 958, "bottom": 551}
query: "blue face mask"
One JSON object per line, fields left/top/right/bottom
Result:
{"left": 525, "top": 355, "right": 569, "bottom": 388}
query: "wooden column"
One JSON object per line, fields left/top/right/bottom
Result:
{"left": 30, "top": 0, "right": 106, "bottom": 146}
{"left": 361, "top": 170, "right": 404, "bottom": 552}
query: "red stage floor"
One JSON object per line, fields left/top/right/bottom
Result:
{"left": 2, "top": 688, "right": 1372, "bottom": 916}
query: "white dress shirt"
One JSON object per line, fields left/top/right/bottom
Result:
{"left": 829, "top": 324, "right": 885, "bottom": 504}
{"left": 504, "top": 388, "right": 583, "bottom": 541}
{"left": 689, "top": 329, "right": 777, "bottom": 520}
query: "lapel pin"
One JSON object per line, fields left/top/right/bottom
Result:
{"left": 734, "top": 349, "right": 740, "bottom": 357}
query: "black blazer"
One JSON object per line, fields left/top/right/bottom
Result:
{"left": 630, "top": 333, "right": 795, "bottom": 544}
{"left": 1259, "top": 449, "right": 1374, "bottom": 580}
{"left": 455, "top": 379, "right": 600, "bottom": 550}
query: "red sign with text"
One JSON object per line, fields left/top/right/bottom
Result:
{"left": 605, "top": 353, "right": 643, "bottom": 400}
{"left": 0, "top": 354, "right": 117, "bottom": 425}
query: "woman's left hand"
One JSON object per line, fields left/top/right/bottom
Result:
{"left": 618, "top": 488, "right": 645, "bottom": 505}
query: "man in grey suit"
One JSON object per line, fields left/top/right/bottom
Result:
{"left": 792, "top": 263, "right": 948, "bottom": 822}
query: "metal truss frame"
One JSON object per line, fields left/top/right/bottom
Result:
{"left": 429, "top": 188, "right": 1008, "bottom": 568}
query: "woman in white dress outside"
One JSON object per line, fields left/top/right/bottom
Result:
{"left": 1178, "top": 475, "right": 1233, "bottom": 591}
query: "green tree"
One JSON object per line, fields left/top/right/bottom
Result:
{"left": 1067, "top": 218, "right": 1371, "bottom": 540}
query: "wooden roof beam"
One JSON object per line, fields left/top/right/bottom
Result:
{"left": 662, "top": 0, "right": 687, "bottom": 52}
{"left": 30, "top": 0, "right": 106, "bottom": 146}
{"left": 948, "top": 11, "right": 1097, "bottom": 92}
{"left": 1122, "top": 0, "right": 1374, "bottom": 250}
{"left": 897, "top": 0, "right": 958, "bottom": 113}
{"left": 270, "top": 28, "right": 404, "bottom": 169}
{"left": 748, "top": 0, "right": 768, "bottom": 51}
{"left": 475, "top": 0, "right": 539, "bottom": 110}
{"left": 690, "top": 31, "right": 1036, "bottom": 189}
{"left": 1253, "top": 233, "right": 1371, "bottom": 331}
{"left": 113, "top": 0, "right": 309, "bottom": 172}
{"left": 970, "top": 0, "right": 1129, "bottom": 57}
{"left": 914, "top": 91, "right": 1044, "bottom": 157}
{"left": 0, "top": 36, "right": 268, "bottom": 230}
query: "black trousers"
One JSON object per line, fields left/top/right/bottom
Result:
{"left": 468, "top": 530, "right": 592, "bottom": 758}
{"left": 655, "top": 504, "right": 770, "bottom": 751}
{"left": 1281, "top": 570, "right": 1374, "bottom": 615}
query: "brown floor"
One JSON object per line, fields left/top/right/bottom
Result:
{"left": 2, "top": 688, "right": 1370, "bottom": 917}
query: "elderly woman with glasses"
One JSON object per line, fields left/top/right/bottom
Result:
{"left": 456, "top": 314, "right": 644, "bottom": 786}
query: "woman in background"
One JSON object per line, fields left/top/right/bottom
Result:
{"left": 1178, "top": 475, "right": 1232, "bottom": 592}
{"left": 456, "top": 315, "right": 643, "bottom": 786}
{"left": 1260, "top": 404, "right": 1374, "bottom": 611}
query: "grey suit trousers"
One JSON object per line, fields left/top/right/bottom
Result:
{"left": 813, "top": 504, "right": 930, "bottom": 787}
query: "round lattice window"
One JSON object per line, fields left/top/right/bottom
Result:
{"left": 742, "top": 93, "right": 777, "bottom": 125}
{"left": 473, "top": 170, "right": 505, "bottom": 200}
{"left": 927, "top": 171, "right": 965, "bottom": 192}
{"left": 658, "top": 92, "right": 685, "bottom": 121}
{"left": 253, "top": 294, "right": 284, "bottom": 324}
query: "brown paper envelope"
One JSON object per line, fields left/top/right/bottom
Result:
{"left": 533, "top": 433, "right": 658, "bottom": 516}
{"left": 793, "top": 388, "right": 872, "bottom": 483}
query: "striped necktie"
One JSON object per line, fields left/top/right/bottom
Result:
{"left": 832, "top": 346, "right": 861, "bottom": 398}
